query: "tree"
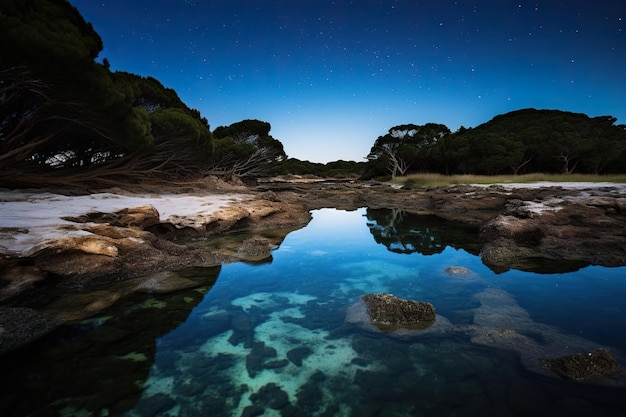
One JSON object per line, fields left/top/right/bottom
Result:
{"left": 0, "top": 0, "right": 103, "bottom": 74}
{"left": 367, "top": 123, "right": 450, "bottom": 178}
{"left": 432, "top": 108, "right": 626, "bottom": 175}
{"left": 431, "top": 131, "right": 471, "bottom": 174}
{"left": 466, "top": 132, "right": 526, "bottom": 175}
{"left": 0, "top": 0, "right": 216, "bottom": 187}
{"left": 209, "top": 120, "right": 286, "bottom": 178}
{"left": 580, "top": 117, "right": 626, "bottom": 174}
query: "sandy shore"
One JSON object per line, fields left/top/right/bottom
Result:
{"left": 0, "top": 190, "right": 252, "bottom": 256}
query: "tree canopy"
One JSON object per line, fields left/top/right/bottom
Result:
{"left": 0, "top": 0, "right": 228, "bottom": 186}
{"left": 209, "top": 119, "right": 287, "bottom": 178}
{"left": 364, "top": 109, "right": 626, "bottom": 178}
{"left": 366, "top": 123, "right": 450, "bottom": 178}
{"left": 2, "top": 1, "right": 625, "bottom": 186}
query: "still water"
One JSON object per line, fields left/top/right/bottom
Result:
{"left": 1, "top": 208, "right": 626, "bottom": 417}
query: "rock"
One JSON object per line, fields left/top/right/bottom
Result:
{"left": 545, "top": 349, "right": 621, "bottom": 381}
{"left": 63, "top": 205, "right": 160, "bottom": 230}
{"left": 134, "top": 393, "right": 176, "bottom": 417}
{"left": 296, "top": 379, "right": 323, "bottom": 414}
{"left": 241, "top": 405, "right": 265, "bottom": 417}
{"left": 33, "top": 251, "right": 117, "bottom": 279}
{"left": 444, "top": 266, "right": 472, "bottom": 276}
{"left": 237, "top": 237, "right": 273, "bottom": 261}
{"left": 480, "top": 199, "right": 626, "bottom": 272}
{"left": 351, "top": 357, "right": 368, "bottom": 367}
{"left": 249, "top": 383, "right": 290, "bottom": 410}
{"left": 134, "top": 271, "right": 199, "bottom": 293}
{"left": 85, "top": 224, "right": 150, "bottom": 240}
{"left": 287, "top": 346, "right": 313, "bottom": 366}
{"left": 0, "top": 307, "right": 61, "bottom": 354}
{"left": 246, "top": 341, "right": 278, "bottom": 378}
{"left": 443, "top": 266, "right": 476, "bottom": 280}
{"left": 263, "top": 359, "right": 290, "bottom": 370}
{"left": 229, "top": 311, "right": 255, "bottom": 347}
{"left": 361, "top": 293, "right": 436, "bottom": 332}
{"left": 113, "top": 206, "right": 161, "bottom": 229}
{"left": 0, "top": 263, "right": 47, "bottom": 303}
{"left": 467, "top": 288, "right": 626, "bottom": 386}
{"left": 310, "top": 370, "right": 326, "bottom": 381}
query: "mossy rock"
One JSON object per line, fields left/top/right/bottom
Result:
{"left": 545, "top": 349, "right": 621, "bottom": 381}
{"left": 362, "top": 293, "right": 435, "bottom": 332}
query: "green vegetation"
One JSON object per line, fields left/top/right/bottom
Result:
{"left": 0, "top": 0, "right": 281, "bottom": 187}
{"left": 272, "top": 159, "right": 364, "bottom": 178}
{"left": 1, "top": 1, "right": 625, "bottom": 187}
{"left": 364, "top": 109, "right": 626, "bottom": 180}
{"left": 210, "top": 119, "right": 287, "bottom": 178}
{"left": 392, "top": 173, "right": 626, "bottom": 188}
{"left": 365, "top": 123, "right": 451, "bottom": 177}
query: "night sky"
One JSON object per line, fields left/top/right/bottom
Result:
{"left": 69, "top": 1, "right": 625, "bottom": 163}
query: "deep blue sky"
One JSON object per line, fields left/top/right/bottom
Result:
{"left": 70, "top": 0, "right": 625, "bottom": 162}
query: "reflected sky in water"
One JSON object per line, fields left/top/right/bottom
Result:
{"left": 2, "top": 208, "right": 626, "bottom": 417}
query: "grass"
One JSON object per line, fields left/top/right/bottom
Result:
{"left": 390, "top": 173, "right": 626, "bottom": 188}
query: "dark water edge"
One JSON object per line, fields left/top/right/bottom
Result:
{"left": 1, "top": 208, "right": 626, "bottom": 417}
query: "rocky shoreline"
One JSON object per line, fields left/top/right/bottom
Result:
{"left": 1, "top": 179, "right": 626, "bottom": 353}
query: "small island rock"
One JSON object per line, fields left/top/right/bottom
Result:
{"left": 545, "top": 349, "right": 621, "bottom": 381}
{"left": 361, "top": 293, "right": 436, "bottom": 332}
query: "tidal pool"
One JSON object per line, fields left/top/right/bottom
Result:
{"left": 1, "top": 208, "right": 626, "bottom": 417}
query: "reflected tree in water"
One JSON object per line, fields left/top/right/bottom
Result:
{"left": 366, "top": 209, "right": 480, "bottom": 255}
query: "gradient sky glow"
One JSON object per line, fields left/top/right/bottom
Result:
{"left": 69, "top": 0, "right": 625, "bottom": 162}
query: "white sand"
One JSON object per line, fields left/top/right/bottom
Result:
{"left": 472, "top": 181, "right": 626, "bottom": 190}
{"left": 0, "top": 189, "right": 249, "bottom": 256}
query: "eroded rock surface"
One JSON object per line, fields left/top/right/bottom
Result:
{"left": 358, "top": 293, "right": 436, "bottom": 332}
{"left": 0, "top": 307, "right": 61, "bottom": 353}
{"left": 271, "top": 181, "right": 626, "bottom": 271}
{"left": 480, "top": 191, "right": 626, "bottom": 272}
{"left": 467, "top": 288, "right": 626, "bottom": 386}
{"left": 2, "top": 181, "right": 626, "bottom": 354}
{"left": 0, "top": 191, "right": 310, "bottom": 352}
{"left": 546, "top": 349, "right": 621, "bottom": 381}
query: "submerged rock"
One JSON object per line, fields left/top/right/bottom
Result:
{"left": 468, "top": 288, "right": 626, "bottom": 386}
{"left": 361, "top": 293, "right": 436, "bottom": 332}
{"left": 246, "top": 341, "right": 278, "bottom": 378}
{"left": 249, "top": 382, "right": 290, "bottom": 410}
{"left": 444, "top": 266, "right": 473, "bottom": 276}
{"left": 236, "top": 237, "right": 273, "bottom": 262}
{"left": 546, "top": 349, "right": 621, "bottom": 381}
{"left": 287, "top": 346, "right": 313, "bottom": 366}
{"left": 444, "top": 266, "right": 477, "bottom": 281}
{"left": 0, "top": 307, "right": 61, "bottom": 354}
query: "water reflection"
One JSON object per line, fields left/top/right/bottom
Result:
{"left": 0, "top": 266, "right": 221, "bottom": 417}
{"left": 1, "top": 209, "right": 626, "bottom": 417}
{"left": 365, "top": 208, "right": 480, "bottom": 255}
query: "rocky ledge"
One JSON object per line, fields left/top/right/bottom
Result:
{"left": 546, "top": 349, "right": 621, "bottom": 381}
{"left": 1, "top": 180, "right": 626, "bottom": 353}
{"left": 269, "top": 180, "right": 626, "bottom": 272}
{"left": 0, "top": 188, "right": 311, "bottom": 353}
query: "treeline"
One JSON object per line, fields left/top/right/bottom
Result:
{"left": 2, "top": 1, "right": 625, "bottom": 187}
{"left": 360, "top": 109, "right": 626, "bottom": 179}
{"left": 272, "top": 159, "right": 364, "bottom": 178}
{"left": 0, "top": 0, "right": 283, "bottom": 187}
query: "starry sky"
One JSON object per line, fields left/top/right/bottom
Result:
{"left": 69, "top": 0, "right": 625, "bottom": 163}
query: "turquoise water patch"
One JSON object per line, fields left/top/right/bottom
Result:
{"left": 2, "top": 208, "right": 626, "bottom": 417}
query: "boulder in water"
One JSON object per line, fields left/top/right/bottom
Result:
{"left": 361, "top": 293, "right": 436, "bottom": 332}
{"left": 546, "top": 349, "right": 621, "bottom": 381}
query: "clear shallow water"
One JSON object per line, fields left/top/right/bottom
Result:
{"left": 2, "top": 208, "right": 626, "bottom": 417}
